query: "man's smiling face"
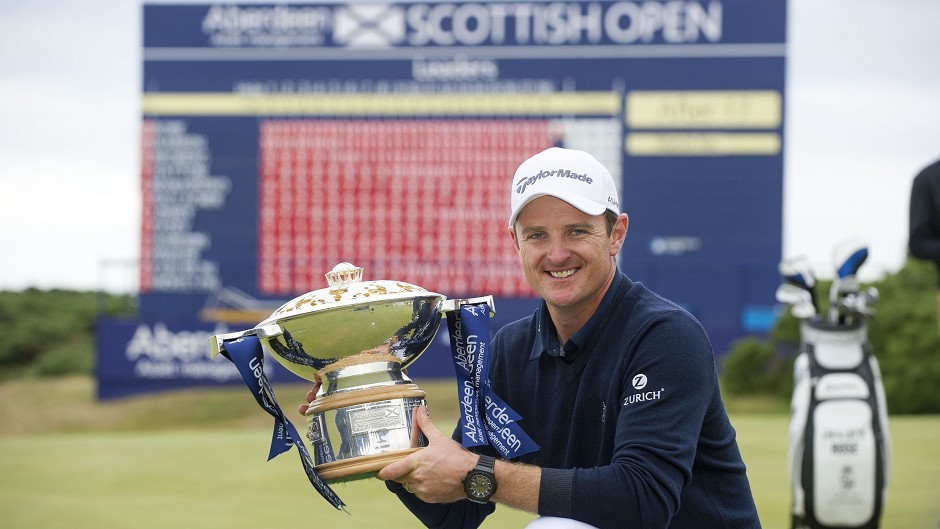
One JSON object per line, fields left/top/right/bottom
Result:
{"left": 510, "top": 196, "right": 627, "bottom": 318}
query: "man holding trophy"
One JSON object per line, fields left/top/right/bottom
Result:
{"left": 298, "top": 147, "right": 762, "bottom": 529}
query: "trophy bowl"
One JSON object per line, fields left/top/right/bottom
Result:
{"left": 210, "top": 263, "right": 446, "bottom": 482}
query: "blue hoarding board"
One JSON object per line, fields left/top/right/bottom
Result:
{"left": 97, "top": 0, "right": 786, "bottom": 398}
{"left": 96, "top": 319, "right": 249, "bottom": 399}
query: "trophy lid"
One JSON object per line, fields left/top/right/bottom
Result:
{"left": 256, "top": 263, "right": 443, "bottom": 327}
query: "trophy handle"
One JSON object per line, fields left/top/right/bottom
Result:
{"left": 440, "top": 295, "right": 495, "bottom": 317}
{"left": 209, "top": 323, "right": 285, "bottom": 358}
{"left": 209, "top": 330, "right": 249, "bottom": 357}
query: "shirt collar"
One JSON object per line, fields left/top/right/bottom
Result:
{"left": 529, "top": 271, "right": 625, "bottom": 360}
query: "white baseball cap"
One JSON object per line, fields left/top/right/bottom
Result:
{"left": 509, "top": 147, "right": 620, "bottom": 227}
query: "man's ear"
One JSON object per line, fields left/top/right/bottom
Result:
{"left": 508, "top": 225, "right": 520, "bottom": 251}
{"left": 610, "top": 213, "right": 628, "bottom": 255}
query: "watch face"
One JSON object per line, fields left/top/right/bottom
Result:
{"left": 467, "top": 474, "right": 493, "bottom": 499}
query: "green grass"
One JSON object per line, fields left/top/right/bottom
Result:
{"left": 1, "top": 377, "right": 938, "bottom": 528}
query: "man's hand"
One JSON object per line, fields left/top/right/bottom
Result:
{"left": 297, "top": 374, "right": 321, "bottom": 418}
{"left": 377, "top": 405, "right": 478, "bottom": 504}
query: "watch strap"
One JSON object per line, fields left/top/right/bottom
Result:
{"left": 476, "top": 454, "right": 496, "bottom": 473}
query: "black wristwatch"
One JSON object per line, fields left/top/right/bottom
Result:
{"left": 463, "top": 454, "right": 497, "bottom": 503}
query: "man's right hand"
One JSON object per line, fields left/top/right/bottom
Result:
{"left": 297, "top": 373, "right": 322, "bottom": 417}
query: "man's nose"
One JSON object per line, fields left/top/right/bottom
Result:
{"left": 545, "top": 237, "right": 571, "bottom": 263}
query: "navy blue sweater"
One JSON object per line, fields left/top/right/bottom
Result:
{"left": 390, "top": 274, "right": 761, "bottom": 528}
{"left": 909, "top": 158, "right": 940, "bottom": 285}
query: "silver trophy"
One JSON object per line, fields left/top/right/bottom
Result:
{"left": 209, "top": 262, "right": 491, "bottom": 483}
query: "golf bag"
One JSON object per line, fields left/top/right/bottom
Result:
{"left": 787, "top": 319, "right": 890, "bottom": 529}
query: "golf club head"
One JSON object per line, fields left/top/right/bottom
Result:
{"left": 830, "top": 283, "right": 878, "bottom": 325}
{"left": 791, "top": 300, "right": 818, "bottom": 320}
{"left": 776, "top": 283, "right": 809, "bottom": 304}
{"left": 778, "top": 256, "right": 818, "bottom": 311}
{"left": 859, "top": 287, "right": 878, "bottom": 318}
{"left": 776, "top": 284, "right": 816, "bottom": 319}
{"left": 833, "top": 239, "right": 869, "bottom": 280}
{"left": 778, "top": 256, "right": 817, "bottom": 290}
{"left": 846, "top": 287, "right": 879, "bottom": 318}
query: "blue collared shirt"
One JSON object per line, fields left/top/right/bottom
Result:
{"left": 529, "top": 271, "right": 625, "bottom": 360}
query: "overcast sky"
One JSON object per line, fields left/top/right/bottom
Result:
{"left": 1, "top": 0, "right": 939, "bottom": 292}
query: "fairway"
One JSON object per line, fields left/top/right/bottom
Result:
{"left": 0, "top": 425, "right": 536, "bottom": 529}
{"left": 1, "top": 379, "right": 938, "bottom": 528}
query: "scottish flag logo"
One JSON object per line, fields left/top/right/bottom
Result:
{"left": 333, "top": 4, "right": 406, "bottom": 47}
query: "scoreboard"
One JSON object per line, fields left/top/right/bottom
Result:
{"left": 98, "top": 0, "right": 788, "bottom": 398}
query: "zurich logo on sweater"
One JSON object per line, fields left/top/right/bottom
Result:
{"left": 624, "top": 373, "right": 664, "bottom": 406}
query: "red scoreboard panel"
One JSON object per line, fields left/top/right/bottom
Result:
{"left": 258, "top": 119, "right": 551, "bottom": 296}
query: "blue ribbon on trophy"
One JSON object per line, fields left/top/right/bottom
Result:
{"left": 444, "top": 299, "right": 539, "bottom": 459}
{"left": 218, "top": 335, "right": 346, "bottom": 510}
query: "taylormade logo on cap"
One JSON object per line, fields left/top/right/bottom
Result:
{"left": 515, "top": 168, "right": 593, "bottom": 195}
{"left": 509, "top": 147, "right": 620, "bottom": 227}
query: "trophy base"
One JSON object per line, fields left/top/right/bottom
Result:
{"left": 317, "top": 447, "right": 423, "bottom": 483}
{"left": 307, "top": 377, "right": 428, "bottom": 483}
